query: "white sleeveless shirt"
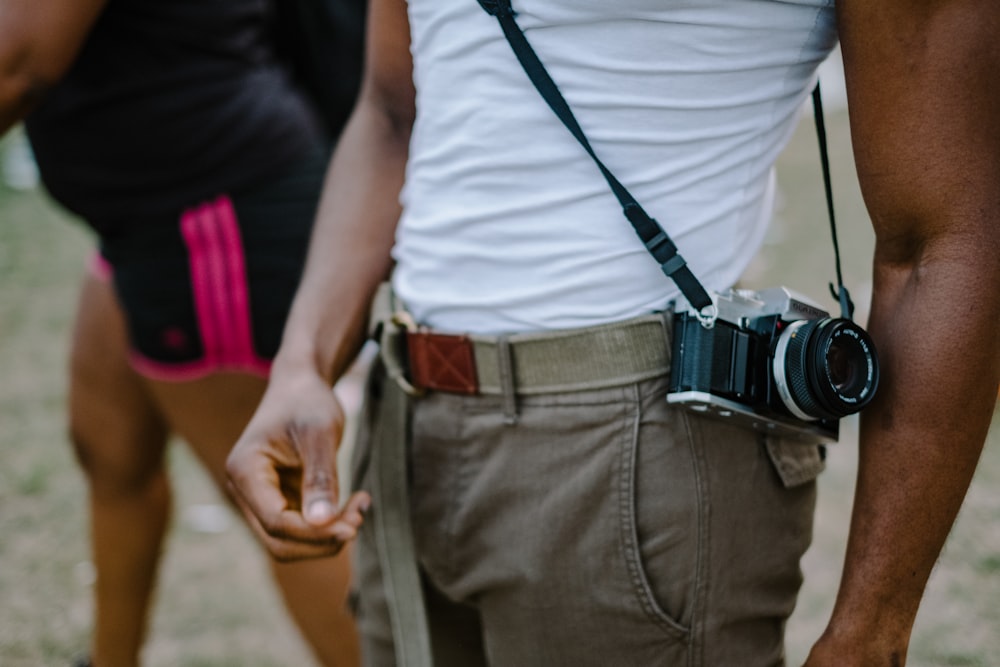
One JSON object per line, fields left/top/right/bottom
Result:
{"left": 392, "top": 0, "right": 837, "bottom": 333}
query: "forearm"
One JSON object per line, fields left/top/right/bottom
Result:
{"left": 821, "top": 0, "right": 1000, "bottom": 659}
{"left": 825, "top": 236, "right": 1000, "bottom": 650}
{"left": 273, "top": 95, "right": 410, "bottom": 386}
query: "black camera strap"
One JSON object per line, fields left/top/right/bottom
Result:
{"left": 811, "top": 85, "right": 855, "bottom": 320}
{"left": 476, "top": 0, "right": 857, "bottom": 321}
{"left": 475, "top": 0, "right": 713, "bottom": 314}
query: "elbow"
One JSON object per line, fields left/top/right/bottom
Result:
{"left": 866, "top": 181, "right": 1000, "bottom": 273}
{"left": 358, "top": 73, "right": 416, "bottom": 148}
{"left": 368, "top": 91, "right": 415, "bottom": 147}
{"left": 0, "top": 44, "right": 59, "bottom": 122}
{"left": 871, "top": 214, "right": 998, "bottom": 275}
{"left": 870, "top": 218, "right": 936, "bottom": 271}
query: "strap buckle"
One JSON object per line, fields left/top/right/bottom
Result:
{"left": 379, "top": 311, "right": 426, "bottom": 397}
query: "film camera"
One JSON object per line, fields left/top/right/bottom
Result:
{"left": 667, "top": 287, "right": 879, "bottom": 443}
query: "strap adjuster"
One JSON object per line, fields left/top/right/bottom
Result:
{"left": 659, "top": 255, "right": 687, "bottom": 277}
{"left": 475, "top": 0, "right": 513, "bottom": 17}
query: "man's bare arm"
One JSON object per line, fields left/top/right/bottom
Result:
{"left": 0, "top": 0, "right": 108, "bottom": 134}
{"left": 809, "top": 0, "right": 1000, "bottom": 663}
{"left": 273, "top": 0, "right": 414, "bottom": 385}
{"left": 225, "top": 0, "right": 415, "bottom": 560}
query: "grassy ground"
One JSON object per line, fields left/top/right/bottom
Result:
{"left": 1, "top": 101, "right": 998, "bottom": 667}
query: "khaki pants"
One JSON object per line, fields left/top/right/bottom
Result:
{"left": 352, "top": 359, "right": 823, "bottom": 666}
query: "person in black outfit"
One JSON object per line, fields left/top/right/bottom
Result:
{"left": 0, "top": 0, "right": 364, "bottom": 665}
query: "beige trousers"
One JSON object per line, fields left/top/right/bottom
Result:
{"left": 351, "top": 356, "right": 823, "bottom": 667}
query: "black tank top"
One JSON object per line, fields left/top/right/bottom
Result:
{"left": 25, "top": 0, "right": 325, "bottom": 233}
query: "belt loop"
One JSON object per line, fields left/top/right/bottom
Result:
{"left": 660, "top": 309, "right": 674, "bottom": 368}
{"left": 496, "top": 335, "right": 518, "bottom": 425}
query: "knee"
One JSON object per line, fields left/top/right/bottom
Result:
{"left": 68, "top": 418, "right": 167, "bottom": 498}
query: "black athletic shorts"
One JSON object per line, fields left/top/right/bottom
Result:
{"left": 94, "top": 150, "right": 327, "bottom": 381}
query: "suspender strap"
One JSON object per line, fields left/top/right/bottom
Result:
{"left": 476, "top": 0, "right": 713, "bottom": 312}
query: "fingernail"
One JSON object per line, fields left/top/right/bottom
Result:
{"left": 333, "top": 524, "right": 356, "bottom": 541}
{"left": 305, "top": 500, "right": 336, "bottom": 524}
{"left": 359, "top": 496, "right": 371, "bottom": 513}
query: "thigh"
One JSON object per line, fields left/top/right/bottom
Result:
{"left": 141, "top": 372, "right": 267, "bottom": 490}
{"left": 408, "top": 377, "right": 822, "bottom": 666}
{"left": 68, "top": 268, "right": 169, "bottom": 485}
{"left": 351, "top": 365, "right": 488, "bottom": 667}
{"left": 686, "top": 414, "right": 822, "bottom": 666}
{"left": 408, "top": 379, "right": 693, "bottom": 666}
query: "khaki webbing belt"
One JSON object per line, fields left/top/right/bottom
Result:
{"left": 466, "top": 317, "right": 672, "bottom": 394}
{"left": 371, "top": 282, "right": 674, "bottom": 397}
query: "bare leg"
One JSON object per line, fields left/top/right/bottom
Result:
{"left": 144, "top": 370, "right": 359, "bottom": 667}
{"left": 267, "top": 545, "right": 359, "bottom": 667}
{"left": 68, "top": 274, "right": 171, "bottom": 667}
{"left": 70, "top": 273, "right": 358, "bottom": 666}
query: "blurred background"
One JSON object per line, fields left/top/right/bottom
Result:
{"left": 1, "top": 55, "right": 998, "bottom": 666}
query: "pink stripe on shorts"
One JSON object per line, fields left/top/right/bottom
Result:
{"left": 128, "top": 195, "right": 271, "bottom": 381}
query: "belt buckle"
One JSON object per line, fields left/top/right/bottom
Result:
{"left": 384, "top": 310, "right": 427, "bottom": 397}
{"left": 402, "top": 322, "right": 479, "bottom": 397}
{"left": 391, "top": 310, "right": 419, "bottom": 333}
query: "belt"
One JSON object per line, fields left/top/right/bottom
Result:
{"left": 371, "top": 283, "right": 674, "bottom": 397}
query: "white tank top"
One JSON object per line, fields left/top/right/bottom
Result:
{"left": 392, "top": 0, "right": 837, "bottom": 333}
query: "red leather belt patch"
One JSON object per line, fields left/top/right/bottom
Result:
{"left": 406, "top": 331, "right": 479, "bottom": 395}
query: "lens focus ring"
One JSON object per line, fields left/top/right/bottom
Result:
{"left": 773, "top": 318, "right": 879, "bottom": 421}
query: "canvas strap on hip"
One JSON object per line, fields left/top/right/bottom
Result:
{"left": 367, "top": 371, "right": 433, "bottom": 667}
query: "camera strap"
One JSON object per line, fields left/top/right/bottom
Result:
{"left": 476, "top": 0, "right": 856, "bottom": 321}
{"left": 810, "top": 85, "right": 855, "bottom": 320}
{"left": 475, "top": 0, "right": 713, "bottom": 314}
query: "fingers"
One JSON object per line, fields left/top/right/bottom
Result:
{"left": 233, "top": 488, "right": 350, "bottom": 561}
{"left": 341, "top": 491, "right": 372, "bottom": 531}
{"left": 228, "top": 480, "right": 372, "bottom": 562}
{"left": 291, "top": 420, "right": 344, "bottom": 526}
{"left": 226, "top": 420, "right": 372, "bottom": 560}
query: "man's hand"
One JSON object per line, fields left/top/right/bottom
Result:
{"left": 224, "top": 0, "right": 414, "bottom": 564}
{"left": 226, "top": 367, "right": 371, "bottom": 561}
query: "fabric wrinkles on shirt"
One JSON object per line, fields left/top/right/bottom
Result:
{"left": 392, "top": 0, "right": 838, "bottom": 334}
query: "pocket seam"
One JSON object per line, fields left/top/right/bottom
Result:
{"left": 618, "top": 383, "right": 692, "bottom": 642}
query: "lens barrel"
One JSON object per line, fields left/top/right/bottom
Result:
{"left": 772, "top": 318, "right": 879, "bottom": 421}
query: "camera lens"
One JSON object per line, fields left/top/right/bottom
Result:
{"left": 772, "top": 318, "right": 879, "bottom": 421}
{"left": 827, "top": 334, "right": 863, "bottom": 394}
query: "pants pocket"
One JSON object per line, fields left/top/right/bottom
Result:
{"left": 624, "top": 377, "right": 824, "bottom": 664}
{"left": 621, "top": 378, "right": 702, "bottom": 640}
{"left": 683, "top": 410, "right": 821, "bottom": 665}
{"left": 765, "top": 435, "right": 826, "bottom": 488}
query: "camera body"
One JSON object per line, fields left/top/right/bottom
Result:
{"left": 667, "top": 287, "right": 879, "bottom": 443}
